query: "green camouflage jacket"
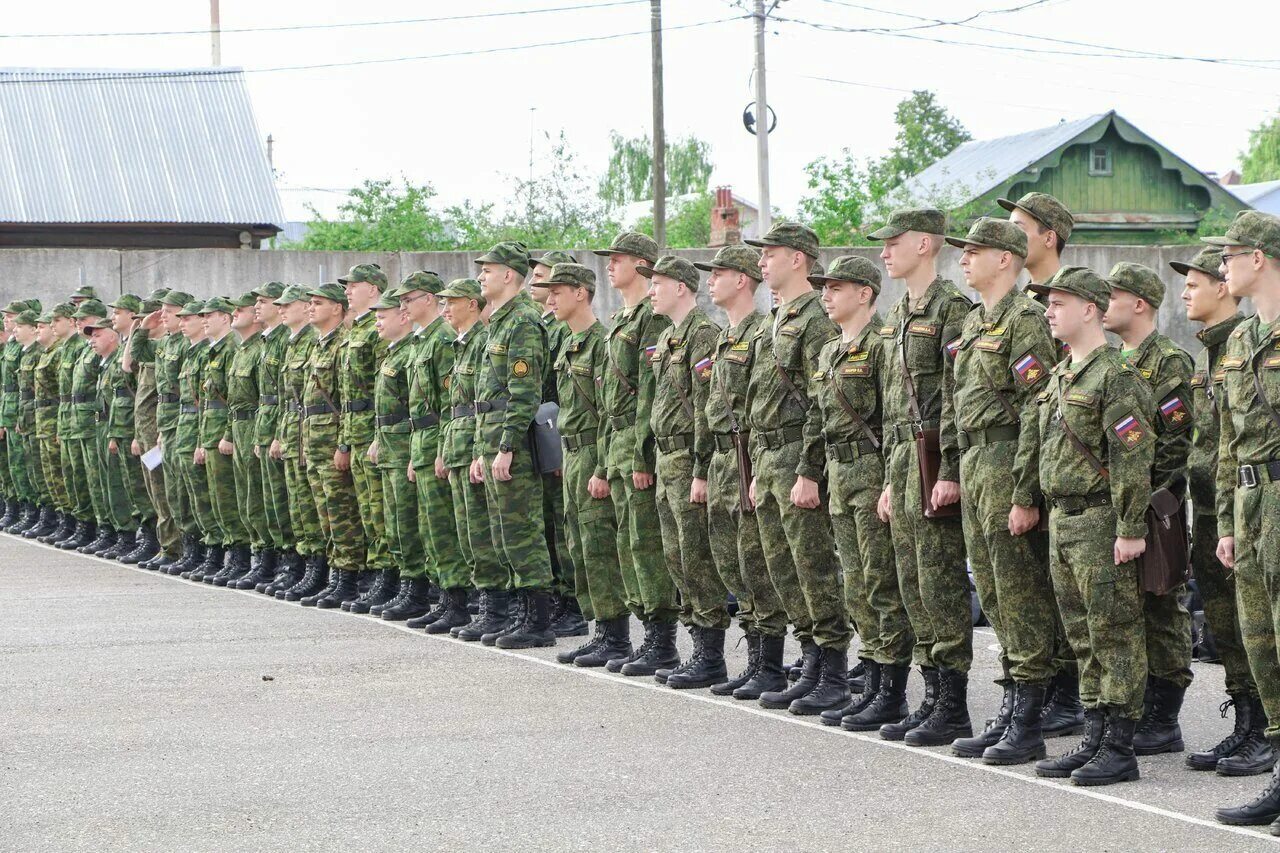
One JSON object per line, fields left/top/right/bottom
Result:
{"left": 705, "top": 310, "right": 769, "bottom": 455}
{"left": 1215, "top": 317, "right": 1280, "bottom": 538}
{"left": 277, "top": 325, "right": 316, "bottom": 461}
{"left": 226, "top": 332, "right": 263, "bottom": 443}
{"left": 304, "top": 327, "right": 343, "bottom": 450}
{"left": 649, "top": 307, "right": 720, "bottom": 478}
{"left": 65, "top": 340, "right": 102, "bottom": 441}
{"left": 541, "top": 309, "right": 570, "bottom": 405}
{"left": 1122, "top": 331, "right": 1194, "bottom": 497}
{"left": 254, "top": 323, "right": 290, "bottom": 447}
{"left": 1188, "top": 314, "right": 1245, "bottom": 516}
{"left": 100, "top": 343, "right": 137, "bottom": 441}
{"left": 17, "top": 342, "right": 41, "bottom": 435}
{"left": 56, "top": 333, "right": 88, "bottom": 436}
{"left": 815, "top": 313, "right": 886, "bottom": 449}
{"left": 175, "top": 340, "right": 208, "bottom": 454}
{"left": 154, "top": 333, "right": 185, "bottom": 435}
{"left": 444, "top": 323, "right": 487, "bottom": 470}
{"left": 409, "top": 316, "right": 457, "bottom": 469}
{"left": 130, "top": 332, "right": 160, "bottom": 447}
{"left": 338, "top": 311, "right": 386, "bottom": 448}
{"left": 34, "top": 339, "right": 61, "bottom": 440}
{"left": 553, "top": 321, "right": 608, "bottom": 446}
{"left": 600, "top": 297, "right": 670, "bottom": 479}
{"left": 374, "top": 333, "right": 415, "bottom": 470}
{"left": 474, "top": 290, "right": 547, "bottom": 456}
{"left": 198, "top": 334, "right": 236, "bottom": 449}
{"left": 0, "top": 338, "right": 22, "bottom": 428}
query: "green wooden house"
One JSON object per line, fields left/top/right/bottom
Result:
{"left": 898, "top": 111, "right": 1248, "bottom": 243}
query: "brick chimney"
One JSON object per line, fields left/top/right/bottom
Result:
{"left": 709, "top": 185, "right": 741, "bottom": 247}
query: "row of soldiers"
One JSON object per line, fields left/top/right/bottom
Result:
{"left": 4, "top": 200, "right": 1280, "bottom": 827}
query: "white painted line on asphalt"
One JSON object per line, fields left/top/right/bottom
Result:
{"left": 18, "top": 535, "right": 1276, "bottom": 845}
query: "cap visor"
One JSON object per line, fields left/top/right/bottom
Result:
{"left": 1200, "top": 236, "right": 1232, "bottom": 246}
{"left": 995, "top": 198, "right": 1019, "bottom": 214}
{"left": 944, "top": 237, "right": 976, "bottom": 250}
{"left": 1168, "top": 261, "right": 1192, "bottom": 276}
{"left": 866, "top": 225, "right": 906, "bottom": 241}
{"left": 634, "top": 266, "right": 656, "bottom": 279}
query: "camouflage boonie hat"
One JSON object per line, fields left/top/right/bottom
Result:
{"left": 1047, "top": 266, "right": 1110, "bottom": 312}
{"left": 529, "top": 250, "right": 577, "bottom": 273}
{"left": 997, "top": 192, "right": 1074, "bottom": 243}
{"left": 398, "top": 270, "right": 445, "bottom": 295}
{"left": 1202, "top": 210, "right": 1280, "bottom": 259}
{"left": 231, "top": 292, "right": 259, "bottom": 309}
{"left": 307, "top": 282, "right": 349, "bottom": 307}
{"left": 14, "top": 310, "right": 39, "bottom": 327}
{"left": 746, "top": 221, "right": 820, "bottom": 258}
{"left": 160, "top": 290, "right": 195, "bottom": 308}
{"left": 475, "top": 241, "right": 531, "bottom": 276}
{"left": 593, "top": 231, "right": 660, "bottom": 264}
{"left": 693, "top": 244, "right": 763, "bottom": 281}
{"left": 71, "top": 285, "right": 98, "bottom": 300}
{"left": 272, "top": 285, "right": 311, "bottom": 306}
{"left": 1170, "top": 247, "right": 1224, "bottom": 280}
{"left": 108, "top": 293, "right": 144, "bottom": 314}
{"left": 71, "top": 299, "right": 107, "bottom": 319}
{"left": 1106, "top": 262, "right": 1166, "bottom": 309}
{"left": 809, "top": 255, "right": 883, "bottom": 294}
{"left": 544, "top": 263, "right": 597, "bottom": 294}
{"left": 338, "top": 263, "right": 389, "bottom": 290}
{"left": 374, "top": 291, "right": 402, "bottom": 311}
{"left": 176, "top": 300, "right": 205, "bottom": 317}
{"left": 252, "top": 281, "right": 286, "bottom": 300}
{"left": 868, "top": 208, "right": 947, "bottom": 240}
{"left": 50, "top": 302, "right": 76, "bottom": 320}
{"left": 945, "top": 217, "right": 1028, "bottom": 259}
{"left": 83, "top": 316, "right": 116, "bottom": 333}
{"left": 198, "top": 295, "right": 236, "bottom": 315}
{"left": 438, "top": 278, "right": 485, "bottom": 307}
{"left": 636, "top": 255, "right": 700, "bottom": 291}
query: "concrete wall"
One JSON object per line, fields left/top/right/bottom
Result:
{"left": 0, "top": 244, "right": 1216, "bottom": 351}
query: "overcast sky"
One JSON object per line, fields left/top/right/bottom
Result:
{"left": 5, "top": 0, "right": 1279, "bottom": 219}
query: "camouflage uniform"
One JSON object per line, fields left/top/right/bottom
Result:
{"left": 131, "top": 324, "right": 178, "bottom": 555}
{"left": 98, "top": 338, "right": 143, "bottom": 532}
{"left": 0, "top": 333, "right": 23, "bottom": 504}
{"left": 16, "top": 334, "right": 46, "bottom": 510}
{"left": 199, "top": 324, "right": 247, "bottom": 547}
{"left": 177, "top": 335, "right": 216, "bottom": 545}
{"left": 278, "top": 321, "right": 321, "bottom": 558}
{"left": 374, "top": 329, "right": 422, "bottom": 577}
{"left": 339, "top": 309, "right": 392, "bottom": 573}
{"left": 34, "top": 335, "right": 68, "bottom": 514}
{"left": 156, "top": 327, "right": 195, "bottom": 541}
{"left": 304, "top": 323, "right": 364, "bottom": 572}
{"left": 255, "top": 320, "right": 294, "bottom": 554}
{"left": 227, "top": 322, "right": 267, "bottom": 550}
{"left": 539, "top": 307, "right": 576, "bottom": 601}
{"left": 58, "top": 328, "right": 94, "bottom": 523}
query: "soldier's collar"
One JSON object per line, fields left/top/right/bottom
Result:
{"left": 899, "top": 275, "right": 945, "bottom": 315}
{"left": 1061, "top": 343, "right": 1110, "bottom": 383}
{"left": 981, "top": 289, "right": 1020, "bottom": 326}
{"left": 780, "top": 288, "right": 820, "bottom": 317}
{"left": 1196, "top": 313, "right": 1245, "bottom": 347}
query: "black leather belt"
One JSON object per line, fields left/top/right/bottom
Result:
{"left": 304, "top": 403, "right": 337, "bottom": 417}
{"left": 260, "top": 394, "right": 279, "bottom": 406}
{"left": 656, "top": 432, "right": 694, "bottom": 453}
{"left": 180, "top": 404, "right": 198, "bottom": 414}
{"left": 1238, "top": 460, "right": 1280, "bottom": 489}
{"left": 451, "top": 404, "right": 476, "bottom": 419}
{"left": 20, "top": 391, "right": 34, "bottom": 401}
{"left": 411, "top": 413, "right": 440, "bottom": 430}
{"left": 343, "top": 399, "right": 373, "bottom": 413}
{"left": 758, "top": 425, "right": 804, "bottom": 450}
{"left": 474, "top": 399, "right": 508, "bottom": 414}
{"left": 562, "top": 432, "right": 597, "bottom": 451}
{"left": 285, "top": 401, "right": 301, "bottom": 413}
{"left": 1049, "top": 492, "right": 1111, "bottom": 515}
{"left": 712, "top": 431, "right": 744, "bottom": 452}
{"left": 231, "top": 409, "right": 256, "bottom": 421}
{"left": 158, "top": 392, "right": 179, "bottom": 403}
{"left": 36, "top": 398, "right": 56, "bottom": 408}
{"left": 957, "top": 424, "right": 1020, "bottom": 451}
{"left": 69, "top": 393, "right": 90, "bottom": 404}
{"left": 826, "top": 438, "right": 879, "bottom": 462}
{"left": 376, "top": 412, "right": 408, "bottom": 427}
{"left": 203, "top": 400, "right": 227, "bottom": 410}
{"left": 114, "top": 387, "right": 134, "bottom": 398}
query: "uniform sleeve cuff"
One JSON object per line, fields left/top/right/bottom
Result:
{"left": 1116, "top": 519, "right": 1148, "bottom": 539}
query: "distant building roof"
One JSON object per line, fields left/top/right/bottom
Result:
{"left": 0, "top": 67, "right": 284, "bottom": 229}
{"left": 1231, "top": 179, "right": 1280, "bottom": 213}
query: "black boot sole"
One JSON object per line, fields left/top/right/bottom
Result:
{"left": 1214, "top": 808, "right": 1280, "bottom": 826}
{"left": 1043, "top": 721, "right": 1086, "bottom": 738}
{"left": 982, "top": 744, "right": 1047, "bottom": 765}
{"left": 1217, "top": 756, "right": 1278, "bottom": 777}
{"left": 1133, "top": 738, "right": 1184, "bottom": 756}
{"left": 1070, "top": 767, "right": 1140, "bottom": 786}
{"left": 904, "top": 726, "right": 974, "bottom": 747}
{"left": 669, "top": 670, "right": 729, "bottom": 690}
{"left": 951, "top": 732, "right": 1006, "bottom": 758}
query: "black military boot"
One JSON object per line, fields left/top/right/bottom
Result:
{"left": 316, "top": 569, "right": 360, "bottom": 609}
{"left": 381, "top": 576, "right": 431, "bottom": 621}
{"left": 1216, "top": 744, "right": 1280, "bottom": 825}
{"left": 348, "top": 569, "right": 399, "bottom": 614}
{"left": 574, "top": 616, "right": 633, "bottom": 667}
{"left": 789, "top": 646, "right": 852, "bottom": 715}
{"left": 1190, "top": 696, "right": 1254, "bottom": 772}
{"left": 283, "top": 556, "right": 328, "bottom": 601}
{"left": 824, "top": 660, "right": 879, "bottom": 726}
{"left": 409, "top": 584, "right": 451, "bottom": 626}
{"left": 484, "top": 592, "right": 525, "bottom": 646}
{"left": 905, "top": 669, "right": 973, "bottom": 746}
{"left": 101, "top": 527, "right": 135, "bottom": 560}
{"left": 734, "top": 634, "right": 788, "bottom": 700}
{"left": 1133, "top": 676, "right": 1186, "bottom": 755}
{"left": 166, "top": 534, "right": 201, "bottom": 575}
{"left": 370, "top": 576, "right": 411, "bottom": 618}
{"left": 953, "top": 681, "right": 1017, "bottom": 758}
{"left": 455, "top": 590, "right": 509, "bottom": 642}
{"left": 983, "top": 684, "right": 1048, "bottom": 765}
{"left": 712, "top": 631, "right": 760, "bottom": 697}
{"left": 655, "top": 627, "right": 700, "bottom": 685}
{"left": 121, "top": 525, "right": 158, "bottom": 565}
{"left": 1035, "top": 707, "right": 1105, "bottom": 777}
{"left": 1218, "top": 697, "right": 1277, "bottom": 777}
{"left": 25, "top": 507, "right": 56, "bottom": 539}
{"left": 261, "top": 552, "right": 302, "bottom": 594}
{"left": 847, "top": 658, "right": 867, "bottom": 694}
{"left": 190, "top": 544, "right": 225, "bottom": 582}
{"left": 843, "top": 663, "right": 912, "bottom": 731}
{"left": 212, "top": 546, "right": 251, "bottom": 586}
{"left": 559, "top": 620, "right": 606, "bottom": 665}
{"left": 0, "top": 499, "right": 17, "bottom": 528}
{"left": 608, "top": 622, "right": 653, "bottom": 673}
{"left": 1071, "top": 710, "right": 1139, "bottom": 786}
{"left": 551, "top": 596, "right": 589, "bottom": 638}
{"left": 1041, "top": 669, "right": 1086, "bottom": 738}
{"left": 424, "top": 588, "right": 471, "bottom": 634}
{"left": 41, "top": 511, "right": 75, "bottom": 544}
{"left": 300, "top": 564, "right": 340, "bottom": 606}
{"left": 235, "top": 548, "right": 277, "bottom": 590}
{"left": 786, "top": 654, "right": 804, "bottom": 682}
{"left": 9, "top": 503, "right": 38, "bottom": 534}
{"left": 59, "top": 520, "right": 95, "bottom": 550}
{"left": 759, "top": 641, "right": 820, "bottom": 710}
{"left": 79, "top": 525, "right": 113, "bottom": 555}
{"left": 497, "top": 590, "right": 557, "bottom": 649}
{"left": 669, "top": 627, "right": 728, "bottom": 690}
{"left": 621, "top": 622, "right": 680, "bottom": 677}
{"left": 880, "top": 667, "right": 940, "bottom": 741}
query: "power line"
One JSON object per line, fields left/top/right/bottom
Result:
{"left": 0, "top": 1, "right": 649, "bottom": 39}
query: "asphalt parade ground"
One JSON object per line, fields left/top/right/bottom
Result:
{"left": 3, "top": 535, "right": 1278, "bottom": 852}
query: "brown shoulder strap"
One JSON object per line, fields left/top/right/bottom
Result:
{"left": 1250, "top": 345, "right": 1280, "bottom": 432}
{"left": 897, "top": 324, "right": 923, "bottom": 422}
{"left": 1057, "top": 402, "right": 1109, "bottom": 479}
{"left": 831, "top": 379, "right": 880, "bottom": 449}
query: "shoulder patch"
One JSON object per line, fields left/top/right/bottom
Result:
{"left": 878, "top": 325, "right": 896, "bottom": 337}
{"left": 1189, "top": 371, "right": 1207, "bottom": 389}
{"left": 907, "top": 322, "right": 939, "bottom": 337}
{"left": 1111, "top": 413, "right": 1148, "bottom": 450}
{"left": 1159, "top": 395, "right": 1190, "bottom": 429}
{"left": 944, "top": 338, "right": 961, "bottom": 360}
{"left": 1012, "top": 352, "right": 1047, "bottom": 385}
{"left": 1264, "top": 354, "right": 1280, "bottom": 369}
{"left": 1064, "top": 390, "right": 1099, "bottom": 407}
{"left": 1221, "top": 356, "right": 1247, "bottom": 370}
{"left": 511, "top": 359, "right": 530, "bottom": 378}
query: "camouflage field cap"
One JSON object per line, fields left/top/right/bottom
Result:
{"left": 19, "top": 298, "right": 42, "bottom": 314}
{"left": 1170, "top": 247, "right": 1224, "bottom": 280}
{"left": 83, "top": 316, "right": 116, "bottom": 333}
{"left": 438, "top": 278, "right": 486, "bottom": 307}
{"left": 3, "top": 298, "right": 36, "bottom": 314}
{"left": 868, "top": 208, "right": 947, "bottom": 240}
{"left": 252, "top": 281, "right": 286, "bottom": 300}
{"left": 945, "top": 217, "right": 1028, "bottom": 259}
{"left": 636, "top": 255, "right": 700, "bottom": 291}
{"left": 272, "top": 285, "right": 311, "bottom": 306}
{"left": 810, "top": 260, "right": 825, "bottom": 277}
{"left": 71, "top": 285, "right": 98, "bottom": 300}
{"left": 146, "top": 287, "right": 171, "bottom": 301}
{"left": 50, "top": 302, "right": 76, "bottom": 320}
{"left": 529, "top": 250, "right": 577, "bottom": 273}
{"left": 746, "top": 221, "right": 820, "bottom": 258}
{"left": 198, "top": 295, "right": 236, "bottom": 315}
{"left": 544, "top": 262, "right": 597, "bottom": 294}
{"left": 398, "top": 270, "right": 445, "bottom": 295}
{"left": 1203, "top": 210, "right": 1280, "bottom": 259}
{"left": 373, "top": 291, "right": 402, "bottom": 311}
{"left": 693, "top": 244, "right": 763, "bottom": 281}
{"left": 160, "top": 290, "right": 195, "bottom": 308}
{"left": 176, "top": 300, "right": 205, "bottom": 317}
{"left": 338, "top": 263, "right": 389, "bottom": 290}
{"left": 307, "top": 282, "right": 349, "bottom": 308}
{"left": 1047, "top": 265, "right": 1110, "bottom": 312}
{"left": 14, "top": 310, "right": 39, "bottom": 327}
{"left": 71, "top": 299, "right": 107, "bottom": 319}
{"left": 232, "top": 292, "right": 259, "bottom": 309}
{"left": 997, "top": 192, "right": 1074, "bottom": 243}
{"left": 475, "top": 241, "right": 531, "bottom": 276}
{"left": 108, "top": 293, "right": 144, "bottom": 314}
{"left": 593, "top": 231, "right": 660, "bottom": 264}
{"left": 1106, "top": 262, "right": 1166, "bottom": 308}
{"left": 141, "top": 298, "right": 164, "bottom": 314}
{"left": 809, "top": 255, "right": 883, "bottom": 294}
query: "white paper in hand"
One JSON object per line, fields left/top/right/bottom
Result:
{"left": 141, "top": 445, "right": 164, "bottom": 471}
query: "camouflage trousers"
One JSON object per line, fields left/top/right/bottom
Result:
{"left": 753, "top": 439, "right": 848, "bottom": 650}
{"left": 99, "top": 428, "right": 139, "bottom": 531}
{"left": 82, "top": 431, "right": 109, "bottom": 525}
{"left": 204, "top": 444, "right": 248, "bottom": 546}
{"left": 304, "top": 430, "right": 365, "bottom": 571}
{"left": 382, "top": 457, "right": 424, "bottom": 578}
{"left": 258, "top": 446, "right": 294, "bottom": 552}
{"left": 1049, "top": 505, "right": 1147, "bottom": 719}
{"left": 482, "top": 450, "right": 553, "bottom": 591}
{"left": 829, "top": 453, "right": 912, "bottom": 666}
{"left": 114, "top": 440, "right": 153, "bottom": 524}
{"left": 655, "top": 446, "right": 728, "bottom": 630}
{"left": 1144, "top": 586, "right": 1194, "bottom": 689}
{"left": 24, "top": 433, "right": 50, "bottom": 505}
{"left": 543, "top": 471, "right": 576, "bottom": 599}
{"left": 1228, "top": 484, "right": 1280, "bottom": 738}
{"left": 1192, "top": 511, "right": 1253, "bottom": 696}
{"left": 450, "top": 463, "right": 503, "bottom": 590}
{"left": 283, "top": 453, "right": 322, "bottom": 557}
{"left": 231, "top": 422, "right": 267, "bottom": 550}
{"left": 0, "top": 436, "right": 11, "bottom": 497}
{"left": 161, "top": 432, "right": 196, "bottom": 538}
{"left": 182, "top": 449, "right": 217, "bottom": 545}
{"left": 5, "top": 431, "right": 31, "bottom": 502}
{"left": 707, "top": 445, "right": 787, "bottom": 638}
{"left": 40, "top": 437, "right": 69, "bottom": 513}
{"left": 351, "top": 439, "right": 393, "bottom": 572}
{"left": 60, "top": 437, "right": 93, "bottom": 521}
{"left": 561, "top": 443, "right": 627, "bottom": 623}
{"left": 886, "top": 441, "right": 971, "bottom": 671}
{"left": 960, "top": 443, "right": 1057, "bottom": 685}
{"left": 416, "top": 461, "right": 470, "bottom": 589}
{"left": 610, "top": 473, "right": 679, "bottom": 624}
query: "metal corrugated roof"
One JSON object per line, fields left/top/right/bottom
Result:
{"left": 0, "top": 67, "right": 284, "bottom": 227}
{"left": 1231, "top": 180, "right": 1280, "bottom": 206}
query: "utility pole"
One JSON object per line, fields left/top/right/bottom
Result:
{"left": 210, "top": 0, "right": 222, "bottom": 66}
{"left": 650, "top": 0, "right": 666, "bottom": 247}
{"left": 753, "top": 0, "right": 770, "bottom": 233}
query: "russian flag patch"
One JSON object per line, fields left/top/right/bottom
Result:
{"left": 694, "top": 356, "right": 712, "bottom": 371}
{"left": 944, "top": 338, "right": 961, "bottom": 359}
{"left": 1013, "top": 352, "right": 1045, "bottom": 385}
{"left": 1111, "top": 414, "right": 1146, "bottom": 449}
{"left": 1159, "top": 396, "right": 1189, "bottom": 426}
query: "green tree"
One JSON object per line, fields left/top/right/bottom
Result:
{"left": 1241, "top": 112, "right": 1280, "bottom": 183}
{"left": 293, "top": 178, "right": 454, "bottom": 251}
{"left": 635, "top": 191, "right": 713, "bottom": 248}
{"left": 498, "top": 130, "right": 619, "bottom": 248}
{"left": 599, "top": 132, "right": 714, "bottom": 209}
{"left": 798, "top": 154, "right": 874, "bottom": 246}
{"left": 868, "top": 90, "right": 971, "bottom": 193}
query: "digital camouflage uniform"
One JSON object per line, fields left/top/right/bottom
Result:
{"left": 177, "top": 335, "right": 216, "bottom": 544}
{"left": 374, "top": 329, "right": 421, "bottom": 578}
{"left": 98, "top": 337, "right": 144, "bottom": 532}
{"left": 227, "top": 321, "right": 267, "bottom": 550}
{"left": 34, "top": 334, "right": 68, "bottom": 514}
{"left": 132, "top": 325, "right": 178, "bottom": 555}
{"left": 304, "top": 321, "right": 364, "bottom": 572}
{"left": 339, "top": 309, "right": 392, "bottom": 574}
{"left": 58, "top": 329, "right": 93, "bottom": 522}
{"left": 255, "top": 321, "right": 293, "bottom": 554}
{"left": 278, "top": 321, "right": 322, "bottom": 558}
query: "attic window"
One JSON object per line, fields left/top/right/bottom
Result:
{"left": 1089, "top": 145, "right": 1113, "bottom": 176}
